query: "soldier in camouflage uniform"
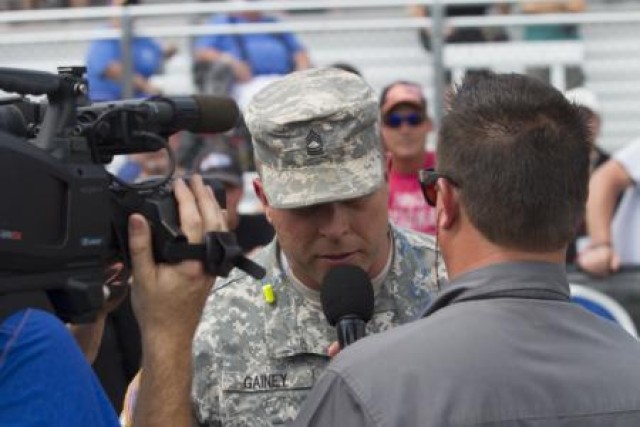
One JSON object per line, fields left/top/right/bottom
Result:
{"left": 192, "top": 67, "right": 446, "bottom": 426}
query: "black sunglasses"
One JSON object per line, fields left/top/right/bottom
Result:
{"left": 418, "top": 168, "right": 460, "bottom": 207}
{"left": 383, "top": 112, "right": 426, "bottom": 128}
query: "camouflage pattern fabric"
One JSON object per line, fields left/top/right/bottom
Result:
{"left": 192, "top": 225, "right": 446, "bottom": 426}
{"left": 244, "top": 67, "right": 385, "bottom": 209}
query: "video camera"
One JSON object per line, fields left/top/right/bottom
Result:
{"left": 0, "top": 66, "right": 265, "bottom": 322}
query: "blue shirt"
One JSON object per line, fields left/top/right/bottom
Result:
{"left": 0, "top": 309, "right": 119, "bottom": 426}
{"left": 524, "top": 24, "right": 579, "bottom": 41}
{"left": 86, "top": 31, "right": 163, "bottom": 101}
{"left": 194, "top": 14, "right": 304, "bottom": 76}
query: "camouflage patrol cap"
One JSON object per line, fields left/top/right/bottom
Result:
{"left": 244, "top": 67, "right": 384, "bottom": 209}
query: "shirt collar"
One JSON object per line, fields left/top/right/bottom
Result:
{"left": 422, "top": 261, "right": 570, "bottom": 318}
{"left": 281, "top": 233, "right": 395, "bottom": 309}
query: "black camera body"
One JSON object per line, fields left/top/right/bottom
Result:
{"left": 0, "top": 66, "right": 263, "bottom": 322}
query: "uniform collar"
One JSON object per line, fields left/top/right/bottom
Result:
{"left": 262, "top": 225, "right": 438, "bottom": 359}
{"left": 422, "top": 261, "right": 570, "bottom": 318}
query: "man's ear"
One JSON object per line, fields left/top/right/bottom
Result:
{"left": 438, "top": 179, "right": 459, "bottom": 230}
{"left": 253, "top": 178, "right": 273, "bottom": 223}
{"left": 253, "top": 178, "right": 270, "bottom": 205}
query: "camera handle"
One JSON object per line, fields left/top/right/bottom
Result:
{"left": 164, "top": 231, "right": 266, "bottom": 280}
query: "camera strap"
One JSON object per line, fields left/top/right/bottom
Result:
{"left": 164, "top": 231, "right": 266, "bottom": 280}
{"left": 0, "top": 291, "right": 53, "bottom": 325}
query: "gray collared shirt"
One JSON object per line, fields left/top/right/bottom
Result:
{"left": 294, "top": 261, "right": 640, "bottom": 427}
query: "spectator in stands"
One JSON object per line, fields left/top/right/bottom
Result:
{"left": 294, "top": 71, "right": 640, "bottom": 427}
{"left": 194, "top": 146, "right": 274, "bottom": 254}
{"left": 564, "top": 87, "right": 610, "bottom": 263}
{"left": 193, "top": 0, "right": 310, "bottom": 96}
{"left": 85, "top": 0, "right": 177, "bottom": 102}
{"left": 410, "top": 3, "right": 510, "bottom": 50}
{"left": 380, "top": 81, "right": 437, "bottom": 235}
{"left": 522, "top": 0, "right": 586, "bottom": 88}
{"left": 577, "top": 137, "right": 640, "bottom": 277}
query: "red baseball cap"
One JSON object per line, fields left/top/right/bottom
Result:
{"left": 380, "top": 82, "right": 427, "bottom": 115}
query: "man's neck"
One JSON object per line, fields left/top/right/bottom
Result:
{"left": 442, "top": 229, "right": 566, "bottom": 282}
{"left": 283, "top": 229, "right": 394, "bottom": 293}
{"left": 391, "top": 153, "right": 426, "bottom": 175}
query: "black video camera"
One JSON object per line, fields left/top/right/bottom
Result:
{"left": 0, "top": 66, "right": 265, "bottom": 322}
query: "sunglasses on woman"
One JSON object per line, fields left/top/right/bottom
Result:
{"left": 383, "top": 112, "right": 426, "bottom": 128}
{"left": 418, "top": 168, "right": 460, "bottom": 207}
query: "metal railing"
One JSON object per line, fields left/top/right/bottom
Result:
{"left": 1, "top": 1, "right": 640, "bottom": 150}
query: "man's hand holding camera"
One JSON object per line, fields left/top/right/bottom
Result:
{"left": 130, "top": 175, "right": 226, "bottom": 427}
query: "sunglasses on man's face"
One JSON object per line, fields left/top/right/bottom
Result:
{"left": 383, "top": 112, "right": 425, "bottom": 129}
{"left": 418, "top": 168, "right": 460, "bottom": 207}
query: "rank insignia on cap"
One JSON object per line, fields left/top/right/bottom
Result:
{"left": 305, "top": 129, "right": 324, "bottom": 156}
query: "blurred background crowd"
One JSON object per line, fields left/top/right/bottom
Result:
{"left": 2, "top": 0, "right": 640, "bottom": 418}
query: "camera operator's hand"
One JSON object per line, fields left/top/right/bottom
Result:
{"left": 129, "top": 175, "right": 226, "bottom": 427}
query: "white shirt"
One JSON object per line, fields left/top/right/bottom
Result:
{"left": 611, "top": 138, "right": 640, "bottom": 264}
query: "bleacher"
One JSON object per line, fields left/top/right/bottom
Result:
{"left": 1, "top": 1, "right": 640, "bottom": 153}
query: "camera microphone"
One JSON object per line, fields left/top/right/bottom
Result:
{"left": 132, "top": 95, "right": 240, "bottom": 134}
{"left": 321, "top": 265, "right": 374, "bottom": 349}
{"left": 73, "top": 95, "right": 241, "bottom": 160}
{"left": 78, "top": 95, "right": 240, "bottom": 136}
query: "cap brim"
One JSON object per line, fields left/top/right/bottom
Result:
{"left": 381, "top": 100, "right": 424, "bottom": 115}
{"left": 260, "top": 148, "right": 384, "bottom": 209}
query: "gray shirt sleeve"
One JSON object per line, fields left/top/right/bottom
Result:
{"left": 292, "top": 370, "right": 378, "bottom": 427}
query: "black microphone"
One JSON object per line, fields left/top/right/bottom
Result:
{"left": 321, "top": 265, "right": 374, "bottom": 349}
{"left": 141, "top": 95, "right": 240, "bottom": 134}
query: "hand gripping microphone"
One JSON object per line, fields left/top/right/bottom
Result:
{"left": 321, "top": 265, "right": 374, "bottom": 349}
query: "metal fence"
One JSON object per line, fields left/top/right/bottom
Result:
{"left": 1, "top": 0, "right": 640, "bottom": 152}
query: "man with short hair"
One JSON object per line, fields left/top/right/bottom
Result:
{"left": 294, "top": 72, "right": 640, "bottom": 426}
{"left": 192, "top": 68, "right": 445, "bottom": 425}
{"left": 380, "top": 81, "right": 437, "bottom": 235}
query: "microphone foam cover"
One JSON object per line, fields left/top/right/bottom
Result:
{"left": 321, "top": 265, "right": 374, "bottom": 326}
{"left": 193, "top": 95, "right": 240, "bottom": 133}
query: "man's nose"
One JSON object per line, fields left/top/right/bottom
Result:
{"left": 318, "top": 203, "right": 350, "bottom": 239}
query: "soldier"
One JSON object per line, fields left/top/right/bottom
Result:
{"left": 191, "top": 67, "right": 446, "bottom": 425}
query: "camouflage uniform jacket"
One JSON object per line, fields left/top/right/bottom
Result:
{"left": 192, "top": 224, "right": 444, "bottom": 426}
